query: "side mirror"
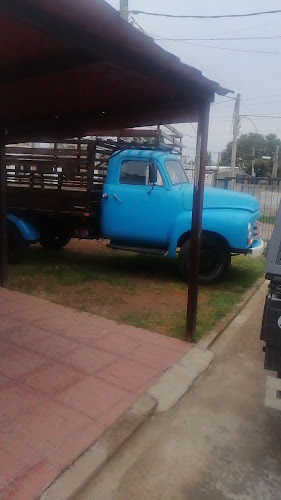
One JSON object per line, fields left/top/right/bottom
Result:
{"left": 149, "top": 160, "right": 157, "bottom": 185}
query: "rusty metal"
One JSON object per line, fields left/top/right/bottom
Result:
{"left": 186, "top": 101, "right": 210, "bottom": 342}
{"left": 0, "top": 133, "right": 7, "bottom": 287}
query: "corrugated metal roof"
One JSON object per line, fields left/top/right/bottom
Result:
{"left": 0, "top": 0, "right": 230, "bottom": 142}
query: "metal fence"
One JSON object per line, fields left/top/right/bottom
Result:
{"left": 219, "top": 177, "right": 281, "bottom": 241}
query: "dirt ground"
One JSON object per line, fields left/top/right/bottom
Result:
{"left": 8, "top": 239, "right": 263, "bottom": 340}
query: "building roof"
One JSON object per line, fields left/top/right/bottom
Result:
{"left": 0, "top": 0, "right": 229, "bottom": 143}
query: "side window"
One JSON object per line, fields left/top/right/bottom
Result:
{"left": 120, "top": 160, "right": 163, "bottom": 186}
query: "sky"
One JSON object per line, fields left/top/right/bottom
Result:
{"left": 105, "top": 0, "right": 281, "bottom": 163}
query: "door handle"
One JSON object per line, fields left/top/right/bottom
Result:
{"left": 102, "top": 193, "right": 108, "bottom": 199}
{"left": 113, "top": 194, "right": 122, "bottom": 203}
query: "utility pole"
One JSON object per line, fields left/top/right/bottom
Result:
{"left": 230, "top": 93, "right": 241, "bottom": 188}
{"left": 272, "top": 145, "right": 279, "bottom": 178}
{"left": 120, "top": 0, "right": 129, "bottom": 21}
{"left": 217, "top": 152, "right": 221, "bottom": 171}
{"left": 251, "top": 145, "right": 255, "bottom": 177}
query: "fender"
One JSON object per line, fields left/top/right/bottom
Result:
{"left": 168, "top": 208, "right": 260, "bottom": 258}
{"left": 7, "top": 213, "right": 39, "bottom": 242}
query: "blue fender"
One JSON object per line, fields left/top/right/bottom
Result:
{"left": 168, "top": 212, "right": 193, "bottom": 258}
{"left": 7, "top": 213, "right": 40, "bottom": 242}
{"left": 168, "top": 208, "right": 260, "bottom": 258}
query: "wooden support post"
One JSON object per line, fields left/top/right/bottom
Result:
{"left": 0, "top": 132, "right": 8, "bottom": 287}
{"left": 186, "top": 101, "right": 210, "bottom": 342}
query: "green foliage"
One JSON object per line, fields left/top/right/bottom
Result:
{"left": 220, "top": 133, "right": 281, "bottom": 177}
{"left": 206, "top": 151, "right": 212, "bottom": 165}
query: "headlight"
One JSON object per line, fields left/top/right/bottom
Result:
{"left": 247, "top": 222, "right": 253, "bottom": 245}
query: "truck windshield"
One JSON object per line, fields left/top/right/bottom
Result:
{"left": 165, "top": 160, "right": 189, "bottom": 185}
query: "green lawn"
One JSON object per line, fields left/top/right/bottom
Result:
{"left": 260, "top": 215, "right": 276, "bottom": 224}
{"left": 8, "top": 241, "right": 265, "bottom": 341}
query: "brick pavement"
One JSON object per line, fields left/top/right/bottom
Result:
{"left": 0, "top": 288, "right": 190, "bottom": 500}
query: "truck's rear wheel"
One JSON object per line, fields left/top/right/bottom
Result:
{"left": 7, "top": 221, "right": 29, "bottom": 264}
{"left": 39, "top": 225, "right": 71, "bottom": 250}
{"left": 178, "top": 235, "right": 231, "bottom": 285}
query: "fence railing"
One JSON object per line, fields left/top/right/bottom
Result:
{"left": 220, "top": 176, "right": 281, "bottom": 242}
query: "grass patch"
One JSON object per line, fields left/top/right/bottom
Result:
{"left": 8, "top": 242, "right": 265, "bottom": 341}
{"left": 260, "top": 215, "right": 276, "bottom": 224}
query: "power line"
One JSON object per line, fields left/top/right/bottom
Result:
{"left": 241, "top": 114, "right": 281, "bottom": 119}
{"left": 154, "top": 35, "right": 281, "bottom": 41}
{"left": 156, "top": 39, "right": 281, "bottom": 55}
{"left": 212, "top": 98, "right": 236, "bottom": 105}
{"left": 131, "top": 9, "right": 281, "bottom": 19}
{"left": 243, "top": 93, "right": 281, "bottom": 101}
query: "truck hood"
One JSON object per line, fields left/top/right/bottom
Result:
{"left": 182, "top": 186, "right": 259, "bottom": 213}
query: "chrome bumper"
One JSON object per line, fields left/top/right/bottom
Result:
{"left": 249, "top": 238, "right": 265, "bottom": 258}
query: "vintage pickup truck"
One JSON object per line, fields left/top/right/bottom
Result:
{"left": 6, "top": 138, "right": 263, "bottom": 284}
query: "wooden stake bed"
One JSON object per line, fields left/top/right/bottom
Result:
{"left": 6, "top": 139, "right": 111, "bottom": 216}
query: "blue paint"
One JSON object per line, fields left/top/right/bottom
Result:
{"left": 7, "top": 213, "right": 39, "bottom": 242}
{"left": 8, "top": 148, "right": 263, "bottom": 263}
{"left": 101, "top": 149, "right": 262, "bottom": 257}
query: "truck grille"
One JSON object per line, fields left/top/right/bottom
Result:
{"left": 253, "top": 220, "right": 260, "bottom": 241}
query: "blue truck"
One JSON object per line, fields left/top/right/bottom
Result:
{"left": 6, "top": 139, "right": 264, "bottom": 284}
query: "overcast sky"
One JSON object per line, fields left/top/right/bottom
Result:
{"left": 105, "top": 0, "right": 281, "bottom": 163}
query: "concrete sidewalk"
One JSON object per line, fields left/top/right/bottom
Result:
{"left": 0, "top": 288, "right": 190, "bottom": 500}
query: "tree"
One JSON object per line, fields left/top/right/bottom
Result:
{"left": 206, "top": 151, "right": 212, "bottom": 165}
{"left": 220, "top": 133, "right": 281, "bottom": 177}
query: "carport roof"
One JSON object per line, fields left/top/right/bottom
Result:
{"left": 0, "top": 0, "right": 229, "bottom": 143}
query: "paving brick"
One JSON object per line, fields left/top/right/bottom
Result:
{"left": 22, "top": 361, "right": 85, "bottom": 396}
{"left": 0, "top": 302, "right": 49, "bottom": 323}
{"left": 56, "top": 376, "right": 134, "bottom": 419}
{"left": 47, "top": 420, "right": 106, "bottom": 470}
{"left": 0, "top": 288, "right": 188, "bottom": 499}
{"left": 0, "top": 345, "right": 46, "bottom": 380}
{"left": 25, "top": 332, "right": 80, "bottom": 361}
{"left": 35, "top": 315, "right": 82, "bottom": 334}
{"left": 0, "top": 481, "right": 18, "bottom": 500}
{"left": 130, "top": 343, "right": 183, "bottom": 371}
{"left": 62, "top": 345, "right": 117, "bottom": 374}
{"left": 2, "top": 400, "right": 92, "bottom": 456}
{"left": 116, "top": 324, "right": 189, "bottom": 353}
{"left": 0, "top": 460, "right": 59, "bottom": 500}
{"left": 0, "top": 382, "right": 45, "bottom": 427}
{"left": 97, "top": 358, "right": 158, "bottom": 392}
{"left": 94, "top": 332, "right": 141, "bottom": 357}
{"left": 58, "top": 322, "right": 107, "bottom": 345}
{"left": 0, "top": 317, "right": 22, "bottom": 337}
{"left": 7, "top": 325, "right": 49, "bottom": 350}
{"left": 0, "top": 430, "right": 38, "bottom": 487}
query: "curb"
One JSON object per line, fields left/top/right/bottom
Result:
{"left": 40, "top": 277, "right": 265, "bottom": 499}
{"left": 198, "top": 277, "right": 266, "bottom": 350}
{"left": 40, "top": 393, "right": 157, "bottom": 500}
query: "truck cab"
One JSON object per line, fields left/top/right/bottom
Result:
{"left": 101, "top": 149, "right": 263, "bottom": 284}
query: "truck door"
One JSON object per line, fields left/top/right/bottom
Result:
{"left": 101, "top": 158, "right": 170, "bottom": 246}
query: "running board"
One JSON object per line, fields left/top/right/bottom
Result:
{"left": 107, "top": 243, "right": 166, "bottom": 256}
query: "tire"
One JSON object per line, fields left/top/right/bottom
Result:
{"left": 39, "top": 232, "right": 71, "bottom": 250}
{"left": 7, "top": 221, "right": 29, "bottom": 264}
{"left": 178, "top": 235, "right": 231, "bottom": 285}
{"left": 39, "top": 222, "right": 71, "bottom": 250}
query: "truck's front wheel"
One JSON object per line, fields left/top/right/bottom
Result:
{"left": 178, "top": 235, "right": 231, "bottom": 285}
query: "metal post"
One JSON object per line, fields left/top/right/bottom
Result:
{"left": 230, "top": 94, "right": 241, "bottom": 189}
{"left": 272, "top": 145, "right": 279, "bottom": 178}
{"left": 0, "top": 132, "right": 8, "bottom": 287}
{"left": 186, "top": 101, "right": 210, "bottom": 342}
{"left": 120, "top": 0, "right": 129, "bottom": 21}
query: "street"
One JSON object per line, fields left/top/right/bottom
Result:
{"left": 77, "top": 282, "right": 281, "bottom": 500}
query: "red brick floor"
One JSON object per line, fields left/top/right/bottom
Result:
{"left": 0, "top": 288, "right": 190, "bottom": 500}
